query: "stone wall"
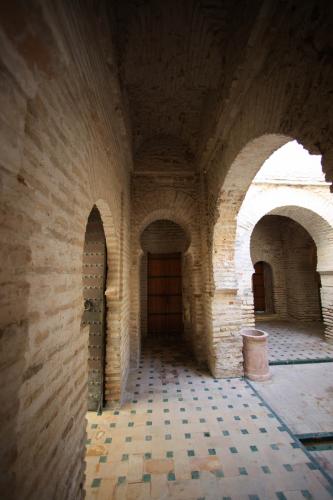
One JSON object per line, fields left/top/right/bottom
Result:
{"left": 0, "top": 3, "right": 131, "bottom": 499}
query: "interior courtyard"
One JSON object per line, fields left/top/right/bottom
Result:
{"left": 1, "top": 2, "right": 333, "bottom": 499}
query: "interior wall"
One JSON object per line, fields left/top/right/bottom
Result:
{"left": 0, "top": 3, "right": 131, "bottom": 499}
{"left": 281, "top": 218, "right": 322, "bottom": 322}
{"left": 251, "top": 215, "right": 322, "bottom": 322}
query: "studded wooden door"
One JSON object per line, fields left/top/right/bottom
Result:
{"left": 252, "top": 261, "right": 266, "bottom": 312}
{"left": 82, "top": 207, "right": 107, "bottom": 411}
{"left": 147, "top": 252, "right": 183, "bottom": 336}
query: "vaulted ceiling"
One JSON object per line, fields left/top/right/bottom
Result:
{"left": 110, "top": 0, "right": 263, "bottom": 172}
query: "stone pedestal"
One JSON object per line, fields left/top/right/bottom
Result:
{"left": 241, "top": 329, "right": 271, "bottom": 381}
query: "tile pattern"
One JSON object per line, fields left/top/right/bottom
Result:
{"left": 251, "top": 362, "right": 333, "bottom": 484}
{"left": 256, "top": 320, "right": 333, "bottom": 363}
{"left": 85, "top": 339, "right": 333, "bottom": 499}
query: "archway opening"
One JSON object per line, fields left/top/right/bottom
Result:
{"left": 82, "top": 205, "right": 107, "bottom": 412}
{"left": 230, "top": 139, "right": 333, "bottom": 367}
{"left": 140, "top": 219, "right": 191, "bottom": 345}
{"left": 251, "top": 215, "right": 322, "bottom": 323}
{"left": 249, "top": 214, "right": 331, "bottom": 363}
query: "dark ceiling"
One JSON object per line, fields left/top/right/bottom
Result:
{"left": 110, "top": 0, "right": 263, "bottom": 171}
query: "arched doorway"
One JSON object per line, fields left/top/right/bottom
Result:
{"left": 251, "top": 215, "right": 322, "bottom": 323}
{"left": 82, "top": 206, "right": 107, "bottom": 412}
{"left": 252, "top": 261, "right": 274, "bottom": 314}
{"left": 140, "top": 219, "right": 191, "bottom": 342}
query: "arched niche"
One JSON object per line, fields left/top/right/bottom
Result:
{"left": 82, "top": 205, "right": 107, "bottom": 412}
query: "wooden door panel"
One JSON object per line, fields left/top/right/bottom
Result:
{"left": 83, "top": 221, "right": 106, "bottom": 411}
{"left": 147, "top": 253, "right": 183, "bottom": 336}
{"left": 148, "top": 296, "right": 182, "bottom": 314}
{"left": 167, "top": 314, "right": 183, "bottom": 333}
{"left": 253, "top": 261, "right": 266, "bottom": 311}
{"left": 148, "top": 277, "right": 182, "bottom": 295}
{"left": 148, "top": 315, "right": 161, "bottom": 334}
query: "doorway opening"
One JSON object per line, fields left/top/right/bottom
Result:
{"left": 252, "top": 261, "right": 274, "bottom": 314}
{"left": 140, "top": 219, "right": 191, "bottom": 344}
{"left": 82, "top": 205, "right": 107, "bottom": 412}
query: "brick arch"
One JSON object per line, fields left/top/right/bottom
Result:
{"left": 83, "top": 199, "right": 123, "bottom": 404}
{"left": 236, "top": 187, "right": 333, "bottom": 340}
{"left": 138, "top": 212, "right": 192, "bottom": 253}
{"left": 130, "top": 188, "right": 206, "bottom": 367}
{"left": 132, "top": 188, "right": 197, "bottom": 245}
{"left": 209, "top": 134, "right": 330, "bottom": 378}
{"left": 212, "top": 134, "right": 292, "bottom": 289}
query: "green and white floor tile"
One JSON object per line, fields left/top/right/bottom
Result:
{"left": 257, "top": 320, "right": 333, "bottom": 364}
{"left": 85, "top": 340, "right": 333, "bottom": 499}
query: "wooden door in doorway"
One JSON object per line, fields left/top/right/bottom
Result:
{"left": 253, "top": 261, "right": 266, "bottom": 312}
{"left": 147, "top": 253, "right": 183, "bottom": 336}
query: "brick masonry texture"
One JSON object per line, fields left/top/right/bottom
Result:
{"left": 251, "top": 215, "right": 322, "bottom": 322}
{"left": 235, "top": 182, "right": 333, "bottom": 345}
{"left": 0, "top": 3, "right": 131, "bottom": 499}
{"left": 1, "top": 1, "right": 333, "bottom": 499}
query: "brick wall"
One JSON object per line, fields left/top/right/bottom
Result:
{"left": 1, "top": 1, "right": 333, "bottom": 498}
{"left": 0, "top": 3, "right": 131, "bottom": 498}
{"left": 141, "top": 219, "right": 189, "bottom": 254}
{"left": 204, "top": 1, "right": 333, "bottom": 374}
{"left": 235, "top": 184, "right": 333, "bottom": 343}
{"left": 251, "top": 215, "right": 322, "bottom": 322}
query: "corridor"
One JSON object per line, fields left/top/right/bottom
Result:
{"left": 85, "top": 340, "right": 332, "bottom": 499}
{"left": 2, "top": 3, "right": 333, "bottom": 498}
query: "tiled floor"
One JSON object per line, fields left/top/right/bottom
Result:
{"left": 255, "top": 319, "right": 333, "bottom": 363}
{"left": 85, "top": 339, "right": 333, "bottom": 499}
{"left": 251, "top": 363, "right": 333, "bottom": 435}
{"left": 252, "top": 363, "right": 333, "bottom": 482}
